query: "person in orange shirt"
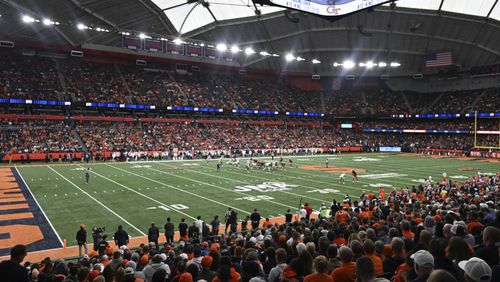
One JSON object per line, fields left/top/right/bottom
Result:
{"left": 336, "top": 209, "right": 351, "bottom": 224}
{"left": 401, "top": 220, "right": 415, "bottom": 240}
{"left": 363, "top": 239, "right": 383, "bottom": 277}
{"left": 304, "top": 255, "right": 333, "bottom": 282}
{"left": 331, "top": 246, "right": 356, "bottom": 282}
{"left": 379, "top": 188, "right": 386, "bottom": 202}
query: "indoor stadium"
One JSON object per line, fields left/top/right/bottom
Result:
{"left": 0, "top": 0, "right": 499, "bottom": 281}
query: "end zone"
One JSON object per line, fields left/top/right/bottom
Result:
{"left": 0, "top": 168, "right": 62, "bottom": 256}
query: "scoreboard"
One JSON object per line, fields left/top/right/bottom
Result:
{"left": 268, "top": 0, "right": 390, "bottom": 16}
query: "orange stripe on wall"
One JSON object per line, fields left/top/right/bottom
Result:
{"left": 0, "top": 203, "right": 29, "bottom": 211}
{"left": 0, "top": 212, "right": 33, "bottom": 221}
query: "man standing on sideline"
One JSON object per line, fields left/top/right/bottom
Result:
{"left": 285, "top": 209, "right": 293, "bottom": 224}
{"left": 179, "top": 218, "right": 188, "bottom": 241}
{"left": 326, "top": 158, "right": 329, "bottom": 168}
{"left": 250, "top": 209, "right": 261, "bottom": 230}
{"left": 85, "top": 167, "right": 91, "bottom": 184}
{"left": 210, "top": 215, "right": 220, "bottom": 236}
{"left": 76, "top": 224, "right": 88, "bottom": 257}
{"left": 164, "top": 217, "right": 175, "bottom": 243}
{"left": 114, "top": 225, "right": 129, "bottom": 248}
{"left": 224, "top": 208, "right": 232, "bottom": 234}
{"left": 148, "top": 223, "right": 160, "bottom": 249}
{"left": 195, "top": 216, "right": 203, "bottom": 239}
{"left": 0, "top": 245, "right": 29, "bottom": 281}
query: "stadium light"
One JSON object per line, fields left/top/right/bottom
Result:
{"left": 343, "top": 60, "right": 355, "bottom": 69}
{"left": 272, "top": 54, "right": 280, "bottom": 57}
{"left": 359, "top": 62, "right": 366, "bottom": 67}
{"left": 366, "top": 61, "right": 376, "bottom": 69}
{"left": 77, "top": 23, "right": 87, "bottom": 30}
{"left": 259, "top": 51, "right": 271, "bottom": 56}
{"left": 296, "top": 56, "right": 305, "bottom": 61}
{"left": 390, "top": 62, "right": 401, "bottom": 67}
{"left": 244, "top": 47, "right": 255, "bottom": 55}
{"left": 312, "top": 59, "right": 321, "bottom": 64}
{"left": 173, "top": 38, "right": 183, "bottom": 45}
{"left": 333, "top": 62, "right": 340, "bottom": 67}
{"left": 378, "top": 62, "right": 387, "bottom": 67}
{"left": 138, "top": 33, "right": 147, "bottom": 39}
{"left": 43, "top": 18, "right": 54, "bottom": 26}
{"left": 199, "top": 43, "right": 205, "bottom": 47}
{"left": 22, "top": 15, "right": 35, "bottom": 23}
{"left": 216, "top": 43, "right": 227, "bottom": 52}
{"left": 230, "top": 45, "right": 240, "bottom": 53}
{"left": 285, "top": 53, "right": 296, "bottom": 62}
{"left": 121, "top": 31, "right": 131, "bottom": 36}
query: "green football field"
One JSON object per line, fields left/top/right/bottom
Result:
{"left": 15, "top": 153, "right": 499, "bottom": 246}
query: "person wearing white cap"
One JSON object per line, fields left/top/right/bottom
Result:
{"left": 410, "top": 250, "right": 434, "bottom": 282}
{"left": 458, "top": 257, "right": 492, "bottom": 282}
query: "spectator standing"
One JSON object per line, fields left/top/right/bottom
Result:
{"left": 76, "top": 224, "right": 88, "bottom": 257}
{"left": 114, "top": 225, "right": 129, "bottom": 248}
{"left": 210, "top": 215, "right": 220, "bottom": 236}
{"left": 148, "top": 223, "right": 160, "bottom": 249}
{"left": 250, "top": 209, "right": 261, "bottom": 230}
{"left": 164, "top": 217, "right": 175, "bottom": 243}
{"left": 179, "top": 218, "right": 188, "bottom": 240}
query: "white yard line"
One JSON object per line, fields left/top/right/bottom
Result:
{"left": 15, "top": 167, "right": 64, "bottom": 246}
{"left": 82, "top": 166, "right": 197, "bottom": 221}
{"left": 47, "top": 166, "right": 146, "bottom": 236}
{"left": 106, "top": 164, "right": 252, "bottom": 215}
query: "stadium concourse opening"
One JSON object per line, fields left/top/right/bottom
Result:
{"left": 0, "top": 0, "right": 499, "bottom": 282}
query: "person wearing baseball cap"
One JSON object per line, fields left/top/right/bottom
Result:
{"left": 410, "top": 250, "right": 434, "bottom": 282}
{"left": 458, "top": 257, "right": 492, "bottom": 282}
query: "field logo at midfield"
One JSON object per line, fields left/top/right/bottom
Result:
{"left": 233, "top": 182, "right": 298, "bottom": 192}
{"left": 411, "top": 179, "right": 426, "bottom": 183}
{"left": 360, "top": 173, "right": 408, "bottom": 179}
{"left": 352, "top": 157, "right": 381, "bottom": 162}
{"left": 131, "top": 165, "right": 152, "bottom": 168}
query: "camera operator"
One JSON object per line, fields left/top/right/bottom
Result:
{"left": 92, "top": 226, "right": 105, "bottom": 251}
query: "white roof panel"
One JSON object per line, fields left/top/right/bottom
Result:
{"left": 155, "top": 0, "right": 284, "bottom": 34}
{"left": 490, "top": 2, "right": 500, "bottom": 20}
{"left": 441, "top": 0, "right": 496, "bottom": 17}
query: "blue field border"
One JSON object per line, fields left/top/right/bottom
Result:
{"left": 0, "top": 168, "right": 63, "bottom": 256}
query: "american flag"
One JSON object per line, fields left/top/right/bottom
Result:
{"left": 425, "top": 52, "right": 452, "bottom": 67}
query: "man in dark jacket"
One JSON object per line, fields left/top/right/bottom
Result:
{"left": 250, "top": 209, "right": 261, "bottom": 230}
{"left": 114, "top": 225, "right": 129, "bottom": 248}
{"left": 76, "top": 224, "right": 88, "bottom": 257}
{"left": 179, "top": 218, "right": 188, "bottom": 240}
{"left": 148, "top": 222, "right": 160, "bottom": 249}
{"left": 164, "top": 217, "right": 175, "bottom": 243}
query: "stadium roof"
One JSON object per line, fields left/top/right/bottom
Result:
{"left": 155, "top": 0, "right": 500, "bottom": 34}
{"left": 1, "top": 0, "right": 499, "bottom": 75}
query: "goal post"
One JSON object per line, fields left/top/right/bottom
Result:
{"left": 473, "top": 111, "right": 500, "bottom": 150}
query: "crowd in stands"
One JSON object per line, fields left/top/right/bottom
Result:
{"left": 0, "top": 53, "right": 61, "bottom": 101}
{"left": 1, "top": 172, "right": 498, "bottom": 282}
{"left": 2, "top": 54, "right": 498, "bottom": 115}
{"left": 61, "top": 60, "right": 128, "bottom": 104}
{"left": 1, "top": 119, "right": 499, "bottom": 155}
{"left": 0, "top": 120, "right": 83, "bottom": 154}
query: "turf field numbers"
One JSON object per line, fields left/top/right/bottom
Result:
{"left": 235, "top": 195, "right": 274, "bottom": 202}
